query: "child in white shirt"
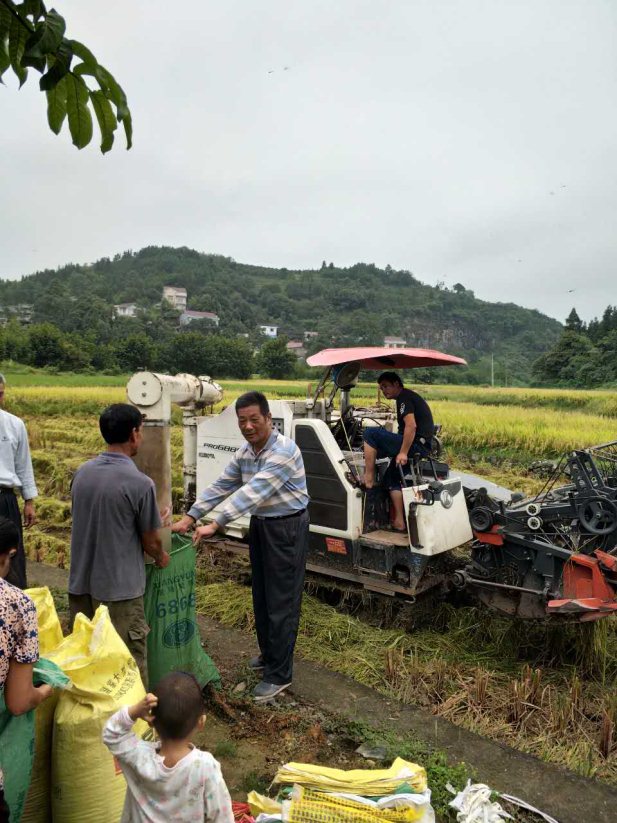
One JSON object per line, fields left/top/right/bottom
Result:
{"left": 103, "top": 671, "right": 234, "bottom": 823}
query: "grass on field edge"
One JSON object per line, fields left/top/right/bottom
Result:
{"left": 195, "top": 581, "right": 617, "bottom": 788}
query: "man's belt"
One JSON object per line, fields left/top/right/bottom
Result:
{"left": 253, "top": 508, "right": 307, "bottom": 522}
{"left": 0, "top": 487, "right": 16, "bottom": 494}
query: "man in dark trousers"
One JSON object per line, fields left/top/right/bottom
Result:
{"left": 0, "top": 373, "right": 37, "bottom": 589}
{"left": 172, "top": 391, "right": 309, "bottom": 703}
{"left": 363, "top": 371, "right": 434, "bottom": 531}
{"left": 69, "top": 404, "right": 170, "bottom": 687}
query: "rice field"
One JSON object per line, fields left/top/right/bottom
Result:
{"left": 10, "top": 375, "right": 617, "bottom": 785}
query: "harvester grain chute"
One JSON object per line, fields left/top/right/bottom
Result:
{"left": 127, "top": 348, "right": 617, "bottom": 623}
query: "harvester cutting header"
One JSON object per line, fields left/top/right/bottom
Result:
{"left": 127, "top": 346, "right": 617, "bottom": 623}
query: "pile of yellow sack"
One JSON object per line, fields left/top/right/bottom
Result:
{"left": 248, "top": 758, "right": 434, "bottom": 823}
{"left": 21, "top": 587, "right": 148, "bottom": 823}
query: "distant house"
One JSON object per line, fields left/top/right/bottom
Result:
{"left": 114, "top": 302, "right": 137, "bottom": 318}
{"left": 384, "top": 336, "right": 406, "bottom": 349}
{"left": 162, "top": 286, "right": 187, "bottom": 312}
{"left": 259, "top": 324, "right": 278, "bottom": 338}
{"left": 303, "top": 330, "right": 318, "bottom": 341}
{"left": 286, "top": 340, "right": 307, "bottom": 360}
{"left": 0, "top": 304, "right": 33, "bottom": 325}
{"left": 179, "top": 310, "right": 220, "bottom": 327}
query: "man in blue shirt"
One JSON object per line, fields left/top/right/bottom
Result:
{"left": 173, "top": 391, "right": 309, "bottom": 702}
{"left": 0, "top": 373, "right": 38, "bottom": 589}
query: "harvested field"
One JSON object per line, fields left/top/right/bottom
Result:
{"left": 11, "top": 378, "right": 617, "bottom": 787}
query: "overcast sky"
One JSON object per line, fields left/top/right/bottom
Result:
{"left": 1, "top": 0, "right": 616, "bottom": 323}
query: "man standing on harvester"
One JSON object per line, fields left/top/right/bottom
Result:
{"left": 69, "top": 404, "right": 170, "bottom": 688}
{"left": 363, "top": 371, "right": 434, "bottom": 532}
{"left": 172, "top": 391, "right": 309, "bottom": 703}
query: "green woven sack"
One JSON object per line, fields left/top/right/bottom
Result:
{"left": 144, "top": 534, "right": 220, "bottom": 689}
{"left": 0, "top": 659, "right": 69, "bottom": 823}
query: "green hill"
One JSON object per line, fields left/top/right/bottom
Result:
{"left": 0, "top": 246, "right": 562, "bottom": 383}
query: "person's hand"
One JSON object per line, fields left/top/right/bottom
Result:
{"left": 395, "top": 452, "right": 408, "bottom": 467}
{"left": 23, "top": 500, "right": 36, "bottom": 528}
{"left": 155, "top": 551, "right": 171, "bottom": 569}
{"left": 128, "top": 693, "right": 158, "bottom": 724}
{"left": 193, "top": 522, "right": 219, "bottom": 545}
{"left": 171, "top": 515, "right": 195, "bottom": 534}
{"left": 36, "top": 683, "right": 53, "bottom": 703}
{"left": 159, "top": 505, "right": 172, "bottom": 528}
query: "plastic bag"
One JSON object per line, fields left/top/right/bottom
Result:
{"left": 24, "top": 587, "right": 63, "bottom": 654}
{"left": 47, "top": 606, "right": 149, "bottom": 823}
{"left": 144, "top": 534, "right": 220, "bottom": 689}
{"left": 0, "top": 659, "right": 68, "bottom": 823}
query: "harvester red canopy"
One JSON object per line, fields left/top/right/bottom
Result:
{"left": 306, "top": 347, "right": 467, "bottom": 370}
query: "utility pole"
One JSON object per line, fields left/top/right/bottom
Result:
{"left": 491, "top": 353, "right": 494, "bottom": 387}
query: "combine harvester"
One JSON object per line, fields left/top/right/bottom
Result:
{"left": 127, "top": 347, "right": 617, "bottom": 623}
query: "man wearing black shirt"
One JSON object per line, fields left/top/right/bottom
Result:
{"left": 362, "top": 371, "right": 434, "bottom": 531}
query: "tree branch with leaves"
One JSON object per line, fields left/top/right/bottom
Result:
{"left": 0, "top": 0, "right": 131, "bottom": 152}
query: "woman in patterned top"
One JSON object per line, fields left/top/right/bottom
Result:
{"left": 0, "top": 516, "right": 54, "bottom": 822}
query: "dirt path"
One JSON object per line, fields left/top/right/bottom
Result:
{"left": 29, "top": 562, "right": 617, "bottom": 823}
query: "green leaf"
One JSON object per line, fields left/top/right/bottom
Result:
{"left": 95, "top": 65, "right": 129, "bottom": 120}
{"left": 121, "top": 108, "right": 132, "bottom": 149}
{"left": 65, "top": 72, "right": 92, "bottom": 149}
{"left": 0, "top": 3, "right": 11, "bottom": 41}
{"left": 23, "top": 8, "right": 65, "bottom": 61}
{"left": 46, "top": 73, "right": 67, "bottom": 133}
{"left": 18, "top": 1, "right": 47, "bottom": 22}
{"left": 8, "top": 9, "right": 28, "bottom": 87}
{"left": 0, "top": 46, "right": 9, "bottom": 82}
{"left": 89, "top": 89, "right": 117, "bottom": 153}
{"left": 69, "top": 38, "right": 98, "bottom": 69}
{"left": 0, "top": 5, "right": 10, "bottom": 82}
{"left": 39, "top": 39, "right": 71, "bottom": 90}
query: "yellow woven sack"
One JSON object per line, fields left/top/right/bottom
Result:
{"left": 21, "top": 691, "right": 59, "bottom": 823}
{"left": 275, "top": 757, "right": 427, "bottom": 795}
{"left": 286, "top": 786, "right": 433, "bottom": 823}
{"left": 24, "top": 587, "right": 63, "bottom": 654}
{"left": 247, "top": 790, "right": 282, "bottom": 816}
{"left": 21, "top": 587, "right": 64, "bottom": 823}
{"left": 47, "top": 606, "right": 147, "bottom": 823}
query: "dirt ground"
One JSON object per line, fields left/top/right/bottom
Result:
{"left": 31, "top": 561, "right": 617, "bottom": 823}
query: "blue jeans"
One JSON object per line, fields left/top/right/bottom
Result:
{"left": 363, "top": 427, "right": 430, "bottom": 490}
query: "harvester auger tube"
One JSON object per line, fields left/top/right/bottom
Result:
{"left": 127, "top": 371, "right": 223, "bottom": 550}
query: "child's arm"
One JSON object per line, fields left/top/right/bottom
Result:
{"left": 204, "top": 761, "right": 234, "bottom": 823}
{"left": 102, "top": 695, "right": 157, "bottom": 759}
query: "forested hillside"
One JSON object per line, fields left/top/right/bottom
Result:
{"left": 0, "top": 246, "right": 562, "bottom": 383}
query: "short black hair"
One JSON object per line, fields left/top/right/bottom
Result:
{"left": 377, "top": 371, "right": 403, "bottom": 387}
{"left": 152, "top": 672, "right": 204, "bottom": 741}
{"left": 99, "top": 404, "right": 143, "bottom": 445}
{"left": 0, "top": 517, "right": 19, "bottom": 556}
{"left": 235, "top": 391, "right": 270, "bottom": 417}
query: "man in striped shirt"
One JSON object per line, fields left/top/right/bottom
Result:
{"left": 172, "top": 391, "right": 309, "bottom": 702}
